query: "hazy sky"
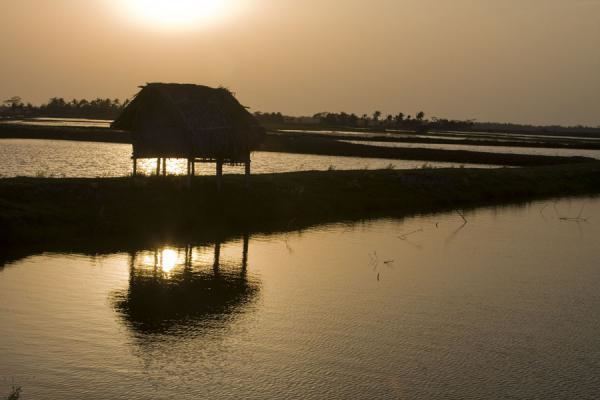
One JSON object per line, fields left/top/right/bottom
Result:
{"left": 1, "top": 0, "right": 599, "bottom": 125}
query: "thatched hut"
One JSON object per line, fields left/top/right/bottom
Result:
{"left": 112, "top": 83, "right": 265, "bottom": 186}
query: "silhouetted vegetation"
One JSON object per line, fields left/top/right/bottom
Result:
{"left": 1, "top": 162, "right": 599, "bottom": 248}
{"left": 3, "top": 95, "right": 599, "bottom": 136}
{"left": 254, "top": 110, "right": 600, "bottom": 135}
{"left": 255, "top": 110, "right": 467, "bottom": 133}
{"left": 1, "top": 96, "right": 127, "bottom": 119}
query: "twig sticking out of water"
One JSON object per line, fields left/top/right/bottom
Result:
{"left": 398, "top": 229, "right": 423, "bottom": 240}
{"left": 445, "top": 213, "right": 469, "bottom": 245}
{"left": 283, "top": 238, "right": 294, "bottom": 254}
{"left": 556, "top": 204, "right": 590, "bottom": 223}
{"left": 552, "top": 201, "right": 561, "bottom": 218}
{"left": 560, "top": 216, "right": 589, "bottom": 222}
{"left": 456, "top": 210, "right": 468, "bottom": 224}
{"left": 369, "top": 252, "right": 383, "bottom": 281}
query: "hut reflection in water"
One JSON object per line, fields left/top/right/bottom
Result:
{"left": 112, "top": 234, "right": 259, "bottom": 335}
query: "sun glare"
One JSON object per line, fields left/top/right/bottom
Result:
{"left": 124, "top": 0, "right": 230, "bottom": 30}
{"left": 160, "top": 249, "right": 179, "bottom": 273}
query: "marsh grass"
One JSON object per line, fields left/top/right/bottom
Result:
{"left": 1, "top": 162, "right": 599, "bottom": 247}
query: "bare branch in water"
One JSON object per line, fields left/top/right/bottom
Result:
{"left": 556, "top": 203, "right": 589, "bottom": 222}
{"left": 398, "top": 228, "right": 423, "bottom": 240}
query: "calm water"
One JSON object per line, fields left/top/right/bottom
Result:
{"left": 1, "top": 197, "right": 600, "bottom": 399}
{"left": 1, "top": 118, "right": 111, "bottom": 128}
{"left": 280, "top": 129, "right": 600, "bottom": 144}
{"left": 0, "top": 139, "right": 493, "bottom": 178}
{"left": 343, "top": 140, "right": 600, "bottom": 159}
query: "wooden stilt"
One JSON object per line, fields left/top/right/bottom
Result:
{"left": 191, "top": 160, "right": 196, "bottom": 176}
{"left": 129, "top": 251, "right": 137, "bottom": 273}
{"left": 244, "top": 160, "right": 251, "bottom": 188}
{"left": 156, "top": 158, "right": 160, "bottom": 176}
{"left": 184, "top": 245, "right": 191, "bottom": 269}
{"left": 242, "top": 233, "right": 249, "bottom": 273}
{"left": 132, "top": 158, "right": 137, "bottom": 177}
{"left": 216, "top": 160, "right": 223, "bottom": 191}
{"left": 213, "top": 241, "right": 221, "bottom": 274}
{"left": 162, "top": 158, "right": 167, "bottom": 176}
{"left": 186, "top": 159, "right": 192, "bottom": 188}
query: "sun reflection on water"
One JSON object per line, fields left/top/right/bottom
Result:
{"left": 113, "top": 235, "right": 256, "bottom": 334}
{"left": 160, "top": 249, "right": 179, "bottom": 273}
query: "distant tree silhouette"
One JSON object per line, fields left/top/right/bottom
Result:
{"left": 3, "top": 96, "right": 24, "bottom": 110}
{"left": 372, "top": 111, "right": 382, "bottom": 122}
{"left": 0, "top": 96, "right": 127, "bottom": 119}
{"left": 4, "top": 95, "right": 595, "bottom": 135}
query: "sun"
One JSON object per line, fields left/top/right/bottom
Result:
{"left": 124, "top": 0, "right": 229, "bottom": 30}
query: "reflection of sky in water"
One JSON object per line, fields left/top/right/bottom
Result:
{"left": 281, "top": 128, "right": 600, "bottom": 143}
{"left": 342, "top": 140, "right": 600, "bottom": 159}
{"left": 1, "top": 198, "right": 600, "bottom": 398}
{"left": 1, "top": 118, "right": 111, "bottom": 128}
{"left": 0, "top": 139, "right": 495, "bottom": 178}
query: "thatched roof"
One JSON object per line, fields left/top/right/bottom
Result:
{"left": 112, "top": 83, "right": 265, "bottom": 162}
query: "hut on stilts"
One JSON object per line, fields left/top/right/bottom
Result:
{"left": 111, "top": 83, "right": 265, "bottom": 188}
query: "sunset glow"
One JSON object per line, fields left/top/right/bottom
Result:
{"left": 3, "top": 1, "right": 600, "bottom": 398}
{"left": 124, "top": 0, "right": 230, "bottom": 29}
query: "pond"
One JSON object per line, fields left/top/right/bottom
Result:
{"left": 342, "top": 140, "right": 600, "bottom": 160}
{"left": 0, "top": 139, "right": 494, "bottom": 178}
{"left": 1, "top": 197, "right": 599, "bottom": 399}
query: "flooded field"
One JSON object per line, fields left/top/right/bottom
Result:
{"left": 343, "top": 140, "right": 600, "bottom": 160}
{"left": 0, "top": 118, "right": 111, "bottom": 128}
{"left": 0, "top": 139, "right": 493, "bottom": 178}
{"left": 280, "top": 128, "right": 600, "bottom": 144}
{"left": 1, "top": 197, "right": 599, "bottom": 399}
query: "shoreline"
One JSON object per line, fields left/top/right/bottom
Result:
{"left": 0, "top": 124, "right": 595, "bottom": 167}
{"left": 2, "top": 163, "right": 599, "bottom": 251}
{"left": 4, "top": 122, "right": 600, "bottom": 149}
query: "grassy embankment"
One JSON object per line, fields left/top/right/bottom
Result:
{"left": 1, "top": 122, "right": 599, "bottom": 259}
{"left": 1, "top": 162, "right": 600, "bottom": 249}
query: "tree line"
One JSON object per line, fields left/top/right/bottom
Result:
{"left": 4, "top": 95, "right": 595, "bottom": 134}
{"left": 1, "top": 96, "right": 128, "bottom": 119}
{"left": 254, "top": 110, "right": 476, "bottom": 133}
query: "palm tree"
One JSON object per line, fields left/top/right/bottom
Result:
{"left": 3, "top": 96, "right": 23, "bottom": 109}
